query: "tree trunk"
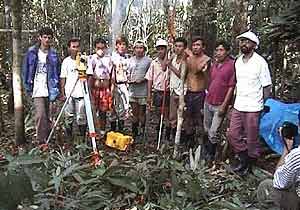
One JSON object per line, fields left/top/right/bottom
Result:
{"left": 231, "top": 0, "right": 249, "bottom": 54}
{"left": 191, "top": 0, "right": 217, "bottom": 57}
{"left": 11, "top": 0, "right": 25, "bottom": 145}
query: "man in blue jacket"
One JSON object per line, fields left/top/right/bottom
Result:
{"left": 22, "top": 27, "right": 60, "bottom": 144}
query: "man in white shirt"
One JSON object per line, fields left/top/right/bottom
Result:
{"left": 60, "top": 38, "right": 86, "bottom": 137}
{"left": 167, "top": 37, "right": 187, "bottom": 141}
{"left": 228, "top": 31, "right": 272, "bottom": 176}
{"left": 110, "top": 35, "right": 131, "bottom": 132}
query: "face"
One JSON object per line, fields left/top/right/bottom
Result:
{"left": 95, "top": 42, "right": 106, "bottom": 51}
{"left": 192, "top": 40, "right": 205, "bottom": 55}
{"left": 214, "top": 45, "right": 229, "bottom": 63}
{"left": 156, "top": 46, "right": 167, "bottom": 59}
{"left": 174, "top": 42, "right": 186, "bottom": 56}
{"left": 116, "top": 41, "right": 127, "bottom": 55}
{"left": 134, "top": 43, "right": 145, "bottom": 57}
{"left": 39, "top": 34, "right": 52, "bottom": 49}
{"left": 239, "top": 38, "right": 256, "bottom": 54}
{"left": 68, "top": 41, "right": 80, "bottom": 57}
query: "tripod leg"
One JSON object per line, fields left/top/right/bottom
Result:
{"left": 81, "top": 79, "right": 97, "bottom": 152}
{"left": 46, "top": 78, "right": 79, "bottom": 144}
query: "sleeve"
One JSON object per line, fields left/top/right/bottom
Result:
{"left": 86, "top": 55, "right": 94, "bottom": 75}
{"left": 228, "top": 60, "right": 236, "bottom": 87}
{"left": 259, "top": 59, "right": 272, "bottom": 87}
{"left": 60, "top": 59, "right": 68, "bottom": 78}
{"left": 273, "top": 152, "right": 297, "bottom": 189}
{"left": 22, "top": 51, "right": 30, "bottom": 93}
{"left": 145, "top": 61, "right": 154, "bottom": 81}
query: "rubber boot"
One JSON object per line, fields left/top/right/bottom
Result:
{"left": 185, "top": 133, "right": 195, "bottom": 149}
{"left": 231, "top": 151, "right": 251, "bottom": 176}
{"left": 165, "top": 126, "right": 171, "bottom": 142}
{"left": 118, "top": 120, "right": 124, "bottom": 132}
{"left": 65, "top": 123, "right": 73, "bottom": 138}
{"left": 206, "top": 140, "right": 217, "bottom": 167}
{"left": 78, "top": 125, "right": 87, "bottom": 137}
{"left": 132, "top": 122, "right": 139, "bottom": 139}
{"left": 111, "top": 121, "right": 117, "bottom": 131}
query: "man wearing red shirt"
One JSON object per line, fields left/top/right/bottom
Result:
{"left": 203, "top": 40, "right": 235, "bottom": 163}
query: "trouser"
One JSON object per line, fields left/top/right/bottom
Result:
{"left": 227, "top": 108, "right": 261, "bottom": 158}
{"left": 130, "top": 96, "right": 147, "bottom": 137}
{"left": 184, "top": 90, "right": 206, "bottom": 135}
{"left": 109, "top": 84, "right": 129, "bottom": 121}
{"left": 64, "top": 97, "right": 87, "bottom": 128}
{"left": 33, "top": 97, "right": 50, "bottom": 144}
{"left": 169, "top": 92, "right": 179, "bottom": 129}
{"left": 257, "top": 179, "right": 300, "bottom": 210}
{"left": 203, "top": 102, "right": 224, "bottom": 144}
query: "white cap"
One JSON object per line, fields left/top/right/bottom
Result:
{"left": 155, "top": 39, "right": 168, "bottom": 47}
{"left": 237, "top": 31, "right": 260, "bottom": 46}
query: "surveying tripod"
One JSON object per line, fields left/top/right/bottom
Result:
{"left": 46, "top": 52, "right": 98, "bottom": 154}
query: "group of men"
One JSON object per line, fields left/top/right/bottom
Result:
{"left": 22, "top": 26, "right": 300, "bottom": 209}
{"left": 22, "top": 27, "right": 272, "bottom": 173}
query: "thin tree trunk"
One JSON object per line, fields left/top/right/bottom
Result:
{"left": 11, "top": 0, "right": 25, "bottom": 145}
{"left": 173, "top": 65, "right": 187, "bottom": 158}
{"left": 191, "top": 0, "right": 217, "bottom": 57}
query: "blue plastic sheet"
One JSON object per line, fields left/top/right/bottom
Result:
{"left": 259, "top": 99, "right": 300, "bottom": 154}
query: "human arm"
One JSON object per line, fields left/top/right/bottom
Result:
{"left": 260, "top": 60, "right": 272, "bottom": 102}
{"left": 219, "top": 63, "right": 236, "bottom": 116}
{"left": 145, "top": 62, "right": 154, "bottom": 108}
{"left": 273, "top": 138, "right": 297, "bottom": 190}
{"left": 263, "top": 85, "right": 272, "bottom": 102}
{"left": 218, "top": 87, "right": 235, "bottom": 116}
{"left": 168, "top": 61, "right": 181, "bottom": 78}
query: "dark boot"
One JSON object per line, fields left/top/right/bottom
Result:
{"left": 65, "top": 123, "right": 73, "bottom": 138}
{"left": 111, "top": 121, "right": 117, "bottom": 131}
{"left": 132, "top": 122, "right": 139, "bottom": 139}
{"left": 118, "top": 120, "right": 124, "bottom": 132}
{"left": 206, "top": 141, "right": 217, "bottom": 161}
{"left": 165, "top": 126, "right": 171, "bottom": 141}
{"left": 78, "top": 125, "right": 87, "bottom": 136}
{"left": 185, "top": 133, "right": 195, "bottom": 148}
{"left": 231, "top": 151, "right": 251, "bottom": 176}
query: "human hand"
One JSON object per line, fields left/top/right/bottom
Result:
{"left": 184, "top": 48, "right": 193, "bottom": 57}
{"left": 218, "top": 105, "right": 226, "bottom": 117}
{"left": 147, "top": 96, "right": 152, "bottom": 110}
{"left": 59, "top": 93, "right": 66, "bottom": 101}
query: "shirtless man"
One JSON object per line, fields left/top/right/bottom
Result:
{"left": 184, "top": 36, "right": 211, "bottom": 146}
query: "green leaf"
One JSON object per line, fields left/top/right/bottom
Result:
{"left": 106, "top": 175, "right": 140, "bottom": 193}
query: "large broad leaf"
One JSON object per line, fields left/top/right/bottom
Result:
{"left": 106, "top": 175, "right": 141, "bottom": 193}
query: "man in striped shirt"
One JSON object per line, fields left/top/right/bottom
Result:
{"left": 257, "top": 121, "right": 300, "bottom": 209}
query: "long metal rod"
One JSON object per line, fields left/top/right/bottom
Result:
{"left": 46, "top": 78, "right": 79, "bottom": 144}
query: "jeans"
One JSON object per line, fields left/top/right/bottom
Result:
{"left": 65, "top": 97, "right": 87, "bottom": 127}
{"left": 203, "top": 102, "right": 224, "bottom": 144}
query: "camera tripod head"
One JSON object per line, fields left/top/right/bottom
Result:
{"left": 75, "top": 52, "right": 88, "bottom": 77}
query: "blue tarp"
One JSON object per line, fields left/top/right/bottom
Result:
{"left": 259, "top": 99, "right": 300, "bottom": 154}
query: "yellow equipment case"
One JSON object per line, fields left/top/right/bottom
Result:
{"left": 105, "top": 131, "right": 134, "bottom": 151}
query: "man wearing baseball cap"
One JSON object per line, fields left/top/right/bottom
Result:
{"left": 127, "top": 40, "right": 152, "bottom": 140}
{"left": 145, "top": 38, "right": 171, "bottom": 141}
{"left": 228, "top": 31, "right": 272, "bottom": 176}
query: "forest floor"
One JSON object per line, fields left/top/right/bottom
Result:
{"left": 0, "top": 88, "right": 281, "bottom": 210}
